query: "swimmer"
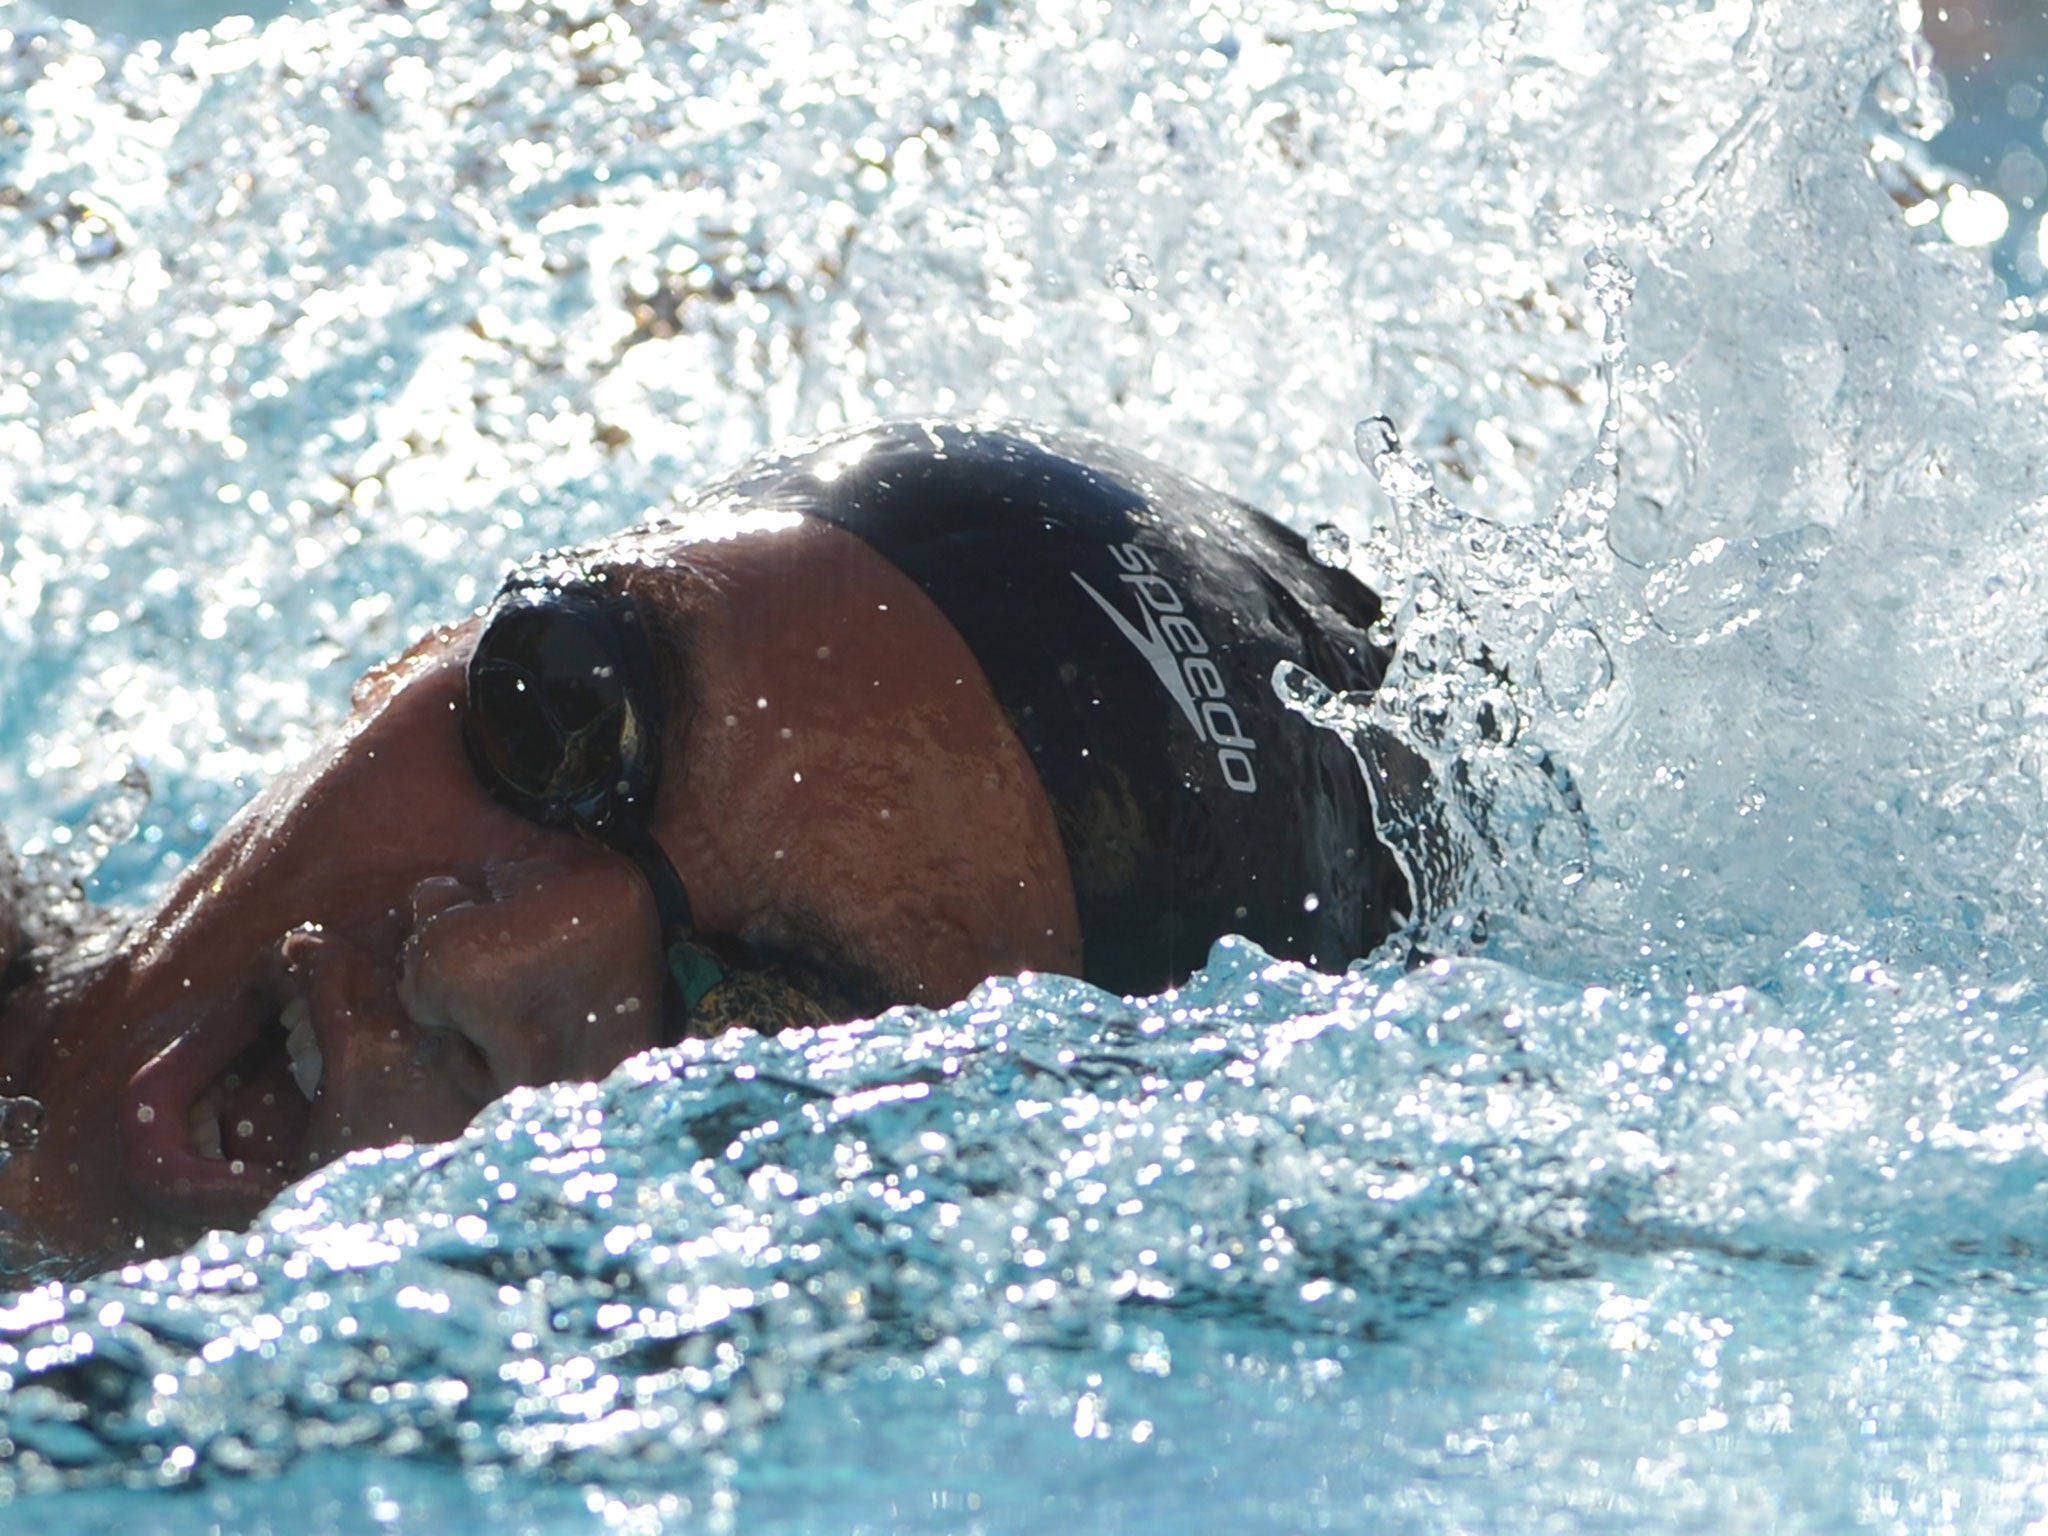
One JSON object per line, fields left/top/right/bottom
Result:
{"left": 0, "top": 421, "right": 1408, "bottom": 1278}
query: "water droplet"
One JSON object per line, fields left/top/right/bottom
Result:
{"left": 1583, "top": 246, "right": 1635, "bottom": 322}
{"left": 1872, "top": 37, "right": 1953, "bottom": 142}
{"left": 1353, "top": 415, "right": 1399, "bottom": 466}
{"left": 1307, "top": 523, "right": 1352, "bottom": 568}
{"left": 1107, "top": 251, "right": 1157, "bottom": 294}
{"left": 1535, "top": 623, "right": 1614, "bottom": 714}
{"left": 60, "top": 197, "right": 124, "bottom": 263}
{"left": 0, "top": 1095, "right": 44, "bottom": 1152}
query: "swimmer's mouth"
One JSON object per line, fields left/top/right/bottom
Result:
{"left": 120, "top": 980, "right": 325, "bottom": 1225}
{"left": 183, "top": 997, "right": 322, "bottom": 1164}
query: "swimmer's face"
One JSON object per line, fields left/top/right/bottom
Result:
{"left": 0, "top": 517, "right": 1081, "bottom": 1276}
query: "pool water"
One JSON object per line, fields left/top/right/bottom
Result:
{"left": 35, "top": 0, "right": 302, "bottom": 42}
{"left": 3, "top": 0, "right": 2048, "bottom": 1530}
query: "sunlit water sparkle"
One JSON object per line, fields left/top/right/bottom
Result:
{"left": 2, "top": 0, "right": 2047, "bottom": 1530}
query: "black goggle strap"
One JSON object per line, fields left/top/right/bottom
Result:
{"left": 600, "top": 812, "right": 731, "bottom": 1034}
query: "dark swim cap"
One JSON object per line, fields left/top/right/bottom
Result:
{"left": 727, "top": 420, "right": 1408, "bottom": 995}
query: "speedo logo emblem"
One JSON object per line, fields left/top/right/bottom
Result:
{"left": 1073, "top": 542, "right": 1258, "bottom": 793}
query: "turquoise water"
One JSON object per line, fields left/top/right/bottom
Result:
{"left": 39, "top": 0, "right": 300, "bottom": 41}
{"left": 4, "top": 0, "right": 2048, "bottom": 1529}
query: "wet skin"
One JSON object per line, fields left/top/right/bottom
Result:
{"left": 0, "top": 512, "right": 1082, "bottom": 1276}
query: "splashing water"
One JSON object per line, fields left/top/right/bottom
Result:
{"left": 3, "top": 0, "right": 2048, "bottom": 1529}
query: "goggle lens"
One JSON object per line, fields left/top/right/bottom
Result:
{"left": 469, "top": 600, "right": 647, "bottom": 824}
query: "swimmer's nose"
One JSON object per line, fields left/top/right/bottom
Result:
{"left": 395, "top": 861, "right": 664, "bottom": 1097}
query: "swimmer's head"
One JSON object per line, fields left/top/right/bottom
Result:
{"left": 714, "top": 420, "right": 1407, "bottom": 993}
{"left": 0, "top": 421, "right": 1402, "bottom": 1277}
{"left": 475, "top": 421, "right": 1405, "bottom": 1014}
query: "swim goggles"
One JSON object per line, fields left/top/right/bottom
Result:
{"left": 462, "top": 569, "right": 730, "bottom": 1039}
